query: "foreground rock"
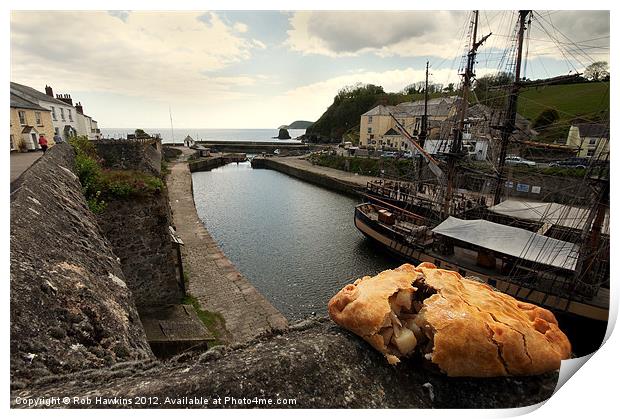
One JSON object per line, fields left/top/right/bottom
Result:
{"left": 12, "top": 319, "right": 557, "bottom": 408}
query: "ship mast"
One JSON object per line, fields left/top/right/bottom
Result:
{"left": 493, "top": 10, "right": 531, "bottom": 205}
{"left": 419, "top": 61, "right": 429, "bottom": 147}
{"left": 442, "top": 11, "right": 491, "bottom": 216}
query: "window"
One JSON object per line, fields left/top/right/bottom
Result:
{"left": 18, "top": 111, "right": 26, "bottom": 125}
{"left": 367, "top": 127, "right": 372, "bottom": 134}
{"left": 369, "top": 134, "right": 374, "bottom": 139}
{"left": 589, "top": 138, "right": 597, "bottom": 145}
{"left": 35, "top": 112, "right": 42, "bottom": 126}
{"left": 68, "top": 109, "right": 73, "bottom": 122}
{"left": 60, "top": 108, "right": 65, "bottom": 121}
{"left": 368, "top": 116, "right": 373, "bottom": 123}
{"left": 54, "top": 127, "right": 60, "bottom": 135}
{"left": 51, "top": 106, "right": 57, "bottom": 120}
{"left": 586, "top": 149, "right": 595, "bottom": 157}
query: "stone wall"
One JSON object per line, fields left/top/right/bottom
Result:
{"left": 96, "top": 191, "right": 183, "bottom": 310}
{"left": 94, "top": 139, "right": 162, "bottom": 176}
{"left": 251, "top": 157, "right": 364, "bottom": 197}
{"left": 12, "top": 319, "right": 558, "bottom": 408}
{"left": 10, "top": 144, "right": 154, "bottom": 388}
{"left": 188, "top": 154, "right": 246, "bottom": 172}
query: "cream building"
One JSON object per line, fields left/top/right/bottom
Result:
{"left": 359, "top": 96, "right": 460, "bottom": 150}
{"left": 11, "top": 83, "right": 80, "bottom": 141}
{"left": 10, "top": 93, "right": 54, "bottom": 152}
{"left": 566, "top": 124, "right": 609, "bottom": 160}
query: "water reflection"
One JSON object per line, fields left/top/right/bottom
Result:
{"left": 192, "top": 162, "right": 399, "bottom": 320}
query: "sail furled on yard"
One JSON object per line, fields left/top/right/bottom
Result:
{"left": 432, "top": 217, "right": 579, "bottom": 271}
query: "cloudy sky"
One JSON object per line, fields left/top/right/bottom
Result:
{"left": 10, "top": 10, "right": 610, "bottom": 129}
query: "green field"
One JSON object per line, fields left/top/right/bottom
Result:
{"left": 518, "top": 82, "right": 609, "bottom": 120}
{"left": 517, "top": 82, "right": 609, "bottom": 141}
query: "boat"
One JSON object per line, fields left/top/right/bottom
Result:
{"left": 353, "top": 10, "right": 609, "bottom": 328}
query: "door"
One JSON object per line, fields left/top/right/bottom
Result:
{"left": 31, "top": 133, "right": 40, "bottom": 149}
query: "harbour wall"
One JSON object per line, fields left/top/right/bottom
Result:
{"left": 189, "top": 153, "right": 247, "bottom": 172}
{"left": 94, "top": 138, "right": 162, "bottom": 176}
{"left": 10, "top": 144, "right": 154, "bottom": 388}
{"left": 96, "top": 192, "right": 184, "bottom": 311}
{"left": 251, "top": 157, "right": 364, "bottom": 198}
{"left": 196, "top": 141, "right": 309, "bottom": 154}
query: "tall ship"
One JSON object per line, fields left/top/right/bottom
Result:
{"left": 354, "top": 10, "right": 609, "bottom": 339}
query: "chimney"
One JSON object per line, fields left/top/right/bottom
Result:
{"left": 45, "top": 85, "right": 53, "bottom": 97}
{"left": 75, "top": 102, "right": 84, "bottom": 114}
{"left": 56, "top": 93, "right": 73, "bottom": 106}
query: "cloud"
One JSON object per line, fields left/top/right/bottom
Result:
{"left": 233, "top": 22, "right": 248, "bottom": 33}
{"left": 285, "top": 10, "right": 610, "bottom": 63}
{"left": 107, "top": 10, "right": 130, "bottom": 23}
{"left": 286, "top": 11, "right": 467, "bottom": 58}
{"left": 10, "top": 11, "right": 264, "bottom": 102}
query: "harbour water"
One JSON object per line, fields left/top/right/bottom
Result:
{"left": 100, "top": 128, "right": 306, "bottom": 144}
{"left": 192, "top": 161, "right": 398, "bottom": 320}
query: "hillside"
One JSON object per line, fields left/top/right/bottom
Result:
{"left": 517, "top": 82, "right": 609, "bottom": 141}
{"left": 286, "top": 120, "right": 314, "bottom": 129}
{"left": 307, "top": 85, "right": 448, "bottom": 140}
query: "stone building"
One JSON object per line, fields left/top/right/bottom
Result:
{"left": 10, "top": 92, "right": 54, "bottom": 152}
{"left": 359, "top": 96, "right": 460, "bottom": 150}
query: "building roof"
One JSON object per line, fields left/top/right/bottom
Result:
{"left": 362, "top": 96, "right": 460, "bottom": 118}
{"left": 383, "top": 128, "right": 400, "bottom": 136}
{"left": 10, "top": 93, "right": 49, "bottom": 111}
{"left": 363, "top": 105, "right": 396, "bottom": 117}
{"left": 575, "top": 123, "right": 609, "bottom": 139}
{"left": 10, "top": 82, "right": 72, "bottom": 107}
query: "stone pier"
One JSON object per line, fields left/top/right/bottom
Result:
{"left": 166, "top": 149, "right": 288, "bottom": 343}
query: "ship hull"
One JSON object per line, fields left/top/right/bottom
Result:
{"left": 354, "top": 204, "right": 608, "bottom": 322}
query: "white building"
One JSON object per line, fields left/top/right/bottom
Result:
{"left": 75, "top": 102, "right": 101, "bottom": 141}
{"left": 565, "top": 124, "right": 609, "bottom": 160}
{"left": 10, "top": 83, "right": 98, "bottom": 142}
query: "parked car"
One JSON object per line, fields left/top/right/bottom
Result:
{"left": 381, "top": 151, "right": 398, "bottom": 158}
{"left": 504, "top": 155, "right": 536, "bottom": 167}
{"left": 549, "top": 157, "right": 590, "bottom": 169}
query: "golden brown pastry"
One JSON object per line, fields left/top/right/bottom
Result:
{"left": 328, "top": 262, "right": 572, "bottom": 377}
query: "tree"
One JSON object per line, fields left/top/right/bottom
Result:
{"left": 134, "top": 129, "right": 150, "bottom": 139}
{"left": 473, "top": 72, "right": 513, "bottom": 104}
{"left": 533, "top": 108, "right": 560, "bottom": 130}
{"left": 584, "top": 61, "right": 609, "bottom": 81}
{"left": 444, "top": 83, "right": 455, "bottom": 93}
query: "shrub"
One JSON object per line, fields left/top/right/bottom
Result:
{"left": 69, "top": 136, "right": 164, "bottom": 214}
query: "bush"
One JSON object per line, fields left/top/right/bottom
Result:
{"left": 69, "top": 136, "right": 164, "bottom": 214}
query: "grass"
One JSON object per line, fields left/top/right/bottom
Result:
{"left": 517, "top": 82, "right": 609, "bottom": 141}
{"left": 182, "top": 294, "right": 225, "bottom": 346}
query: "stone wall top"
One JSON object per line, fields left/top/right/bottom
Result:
{"left": 10, "top": 144, "right": 154, "bottom": 388}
